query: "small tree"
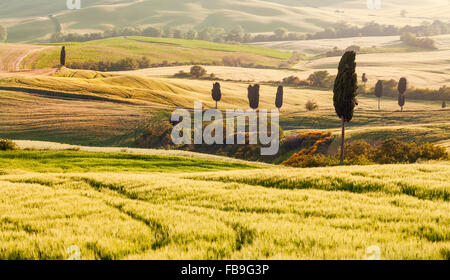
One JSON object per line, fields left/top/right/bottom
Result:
{"left": 333, "top": 51, "right": 358, "bottom": 165}
{"left": 305, "top": 100, "right": 319, "bottom": 111}
{"left": 443, "top": 101, "right": 447, "bottom": 109}
{"left": 211, "top": 82, "right": 221, "bottom": 109}
{"left": 190, "top": 65, "right": 206, "bottom": 78}
{"left": 362, "top": 73, "right": 368, "bottom": 92}
{"left": 60, "top": 46, "right": 66, "bottom": 67}
{"left": 375, "top": 80, "right": 383, "bottom": 111}
{"left": 248, "top": 84, "right": 260, "bottom": 110}
{"left": 397, "top": 77, "right": 407, "bottom": 112}
{"left": 275, "top": 86, "right": 283, "bottom": 111}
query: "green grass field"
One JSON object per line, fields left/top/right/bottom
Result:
{"left": 21, "top": 37, "right": 292, "bottom": 69}
{"left": 0, "top": 148, "right": 448, "bottom": 260}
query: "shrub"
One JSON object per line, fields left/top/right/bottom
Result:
{"left": 307, "top": 71, "right": 334, "bottom": 88}
{"left": 305, "top": 100, "right": 319, "bottom": 111}
{"left": 136, "top": 113, "right": 174, "bottom": 149}
{"left": 344, "top": 140, "right": 375, "bottom": 163}
{"left": 190, "top": 65, "right": 207, "bottom": 78}
{"left": 373, "top": 139, "right": 419, "bottom": 163}
{"left": 284, "top": 154, "right": 337, "bottom": 168}
{"left": 282, "top": 132, "right": 333, "bottom": 167}
{"left": 417, "top": 142, "right": 448, "bottom": 160}
{"left": 0, "top": 139, "right": 17, "bottom": 151}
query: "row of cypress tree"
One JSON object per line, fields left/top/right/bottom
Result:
{"left": 211, "top": 82, "right": 285, "bottom": 111}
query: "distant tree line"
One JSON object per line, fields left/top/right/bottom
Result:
{"left": 67, "top": 56, "right": 151, "bottom": 71}
{"left": 49, "top": 20, "right": 450, "bottom": 44}
{"left": 282, "top": 71, "right": 336, "bottom": 89}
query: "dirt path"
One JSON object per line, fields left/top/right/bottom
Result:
{"left": 0, "top": 44, "right": 54, "bottom": 73}
{"left": 11, "top": 46, "right": 52, "bottom": 72}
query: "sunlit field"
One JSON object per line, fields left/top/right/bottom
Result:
{"left": 0, "top": 149, "right": 448, "bottom": 260}
{"left": 0, "top": 0, "right": 449, "bottom": 262}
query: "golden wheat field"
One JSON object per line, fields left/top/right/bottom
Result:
{"left": 0, "top": 147, "right": 449, "bottom": 260}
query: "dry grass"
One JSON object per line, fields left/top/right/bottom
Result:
{"left": 293, "top": 48, "right": 450, "bottom": 89}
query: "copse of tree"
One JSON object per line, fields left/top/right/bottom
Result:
{"left": 375, "top": 80, "right": 383, "bottom": 111}
{"left": 190, "top": 65, "right": 207, "bottom": 78}
{"left": 400, "top": 32, "right": 437, "bottom": 49}
{"left": 0, "top": 25, "right": 7, "bottom": 42}
{"left": 333, "top": 51, "right": 358, "bottom": 165}
{"left": 212, "top": 82, "right": 221, "bottom": 109}
{"left": 68, "top": 56, "right": 151, "bottom": 71}
{"left": 398, "top": 77, "right": 407, "bottom": 112}
{"left": 60, "top": 46, "right": 66, "bottom": 66}
{"left": 248, "top": 84, "right": 260, "bottom": 110}
{"left": 275, "top": 86, "right": 283, "bottom": 110}
{"left": 307, "top": 71, "right": 334, "bottom": 88}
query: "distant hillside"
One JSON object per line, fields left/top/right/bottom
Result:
{"left": 1, "top": 0, "right": 450, "bottom": 42}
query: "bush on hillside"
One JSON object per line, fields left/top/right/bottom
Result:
{"left": 305, "top": 100, "right": 319, "bottom": 111}
{"left": 0, "top": 139, "right": 17, "bottom": 151}
{"left": 190, "top": 65, "right": 207, "bottom": 78}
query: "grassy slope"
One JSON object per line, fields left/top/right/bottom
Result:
{"left": 0, "top": 68, "right": 448, "bottom": 148}
{"left": 21, "top": 37, "right": 291, "bottom": 69}
{"left": 3, "top": 0, "right": 450, "bottom": 42}
{"left": 0, "top": 149, "right": 448, "bottom": 260}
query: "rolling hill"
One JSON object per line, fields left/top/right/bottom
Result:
{"left": 19, "top": 37, "right": 292, "bottom": 69}
{"left": 1, "top": 0, "right": 450, "bottom": 42}
{"left": 0, "top": 68, "right": 448, "bottom": 149}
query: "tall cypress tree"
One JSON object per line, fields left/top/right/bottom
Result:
{"left": 60, "top": 46, "right": 66, "bottom": 67}
{"left": 375, "top": 80, "right": 383, "bottom": 111}
{"left": 333, "top": 51, "right": 358, "bottom": 165}
{"left": 397, "top": 77, "right": 407, "bottom": 112}
{"left": 275, "top": 85, "right": 283, "bottom": 111}
{"left": 211, "top": 82, "right": 221, "bottom": 109}
{"left": 248, "top": 84, "right": 260, "bottom": 110}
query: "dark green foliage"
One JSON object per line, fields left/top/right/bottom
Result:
{"left": 248, "top": 84, "right": 260, "bottom": 110}
{"left": 398, "top": 77, "right": 408, "bottom": 94}
{"left": 375, "top": 80, "right": 383, "bottom": 110}
{"left": 212, "top": 82, "right": 221, "bottom": 109}
{"left": 60, "top": 46, "right": 66, "bottom": 66}
{"left": 398, "top": 94, "right": 405, "bottom": 110}
{"left": 275, "top": 86, "right": 283, "bottom": 109}
{"left": 333, "top": 51, "right": 358, "bottom": 165}
{"left": 398, "top": 77, "right": 407, "bottom": 111}
{"left": 375, "top": 80, "right": 383, "bottom": 98}
{"left": 68, "top": 56, "right": 151, "bottom": 71}
{"left": 0, "top": 139, "right": 17, "bottom": 151}
{"left": 190, "top": 65, "right": 207, "bottom": 78}
{"left": 372, "top": 139, "right": 448, "bottom": 164}
{"left": 305, "top": 100, "right": 318, "bottom": 111}
{"left": 333, "top": 51, "right": 358, "bottom": 122}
